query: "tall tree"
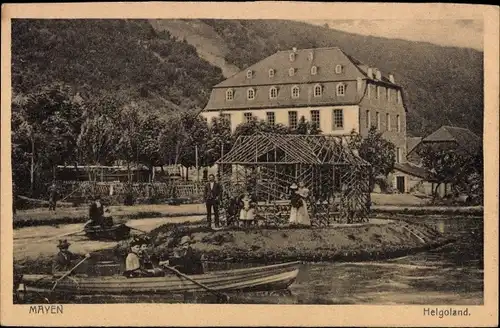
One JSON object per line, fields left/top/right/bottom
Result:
{"left": 11, "top": 83, "right": 83, "bottom": 197}
{"left": 76, "top": 95, "right": 121, "bottom": 185}
{"left": 416, "top": 143, "right": 481, "bottom": 201}
{"left": 348, "top": 126, "right": 396, "bottom": 192}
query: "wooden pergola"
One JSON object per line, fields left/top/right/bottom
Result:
{"left": 216, "top": 133, "right": 371, "bottom": 226}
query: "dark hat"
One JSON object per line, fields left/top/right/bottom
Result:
{"left": 57, "top": 239, "right": 71, "bottom": 249}
{"left": 130, "top": 236, "right": 148, "bottom": 247}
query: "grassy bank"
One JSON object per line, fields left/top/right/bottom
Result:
{"left": 15, "top": 219, "right": 454, "bottom": 275}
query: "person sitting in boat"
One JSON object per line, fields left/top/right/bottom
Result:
{"left": 52, "top": 239, "right": 90, "bottom": 276}
{"left": 89, "top": 196, "right": 105, "bottom": 226}
{"left": 138, "top": 240, "right": 164, "bottom": 277}
{"left": 162, "top": 236, "right": 204, "bottom": 275}
{"left": 124, "top": 238, "right": 163, "bottom": 278}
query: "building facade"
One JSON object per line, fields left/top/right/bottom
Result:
{"left": 202, "top": 47, "right": 409, "bottom": 188}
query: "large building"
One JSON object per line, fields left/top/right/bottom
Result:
{"left": 202, "top": 47, "right": 408, "bottom": 165}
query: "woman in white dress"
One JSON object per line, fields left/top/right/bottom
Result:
{"left": 296, "top": 181, "right": 311, "bottom": 226}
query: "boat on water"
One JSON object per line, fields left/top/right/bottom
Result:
{"left": 83, "top": 222, "right": 131, "bottom": 241}
{"left": 20, "top": 261, "right": 300, "bottom": 295}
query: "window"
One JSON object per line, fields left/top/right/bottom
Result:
{"left": 247, "top": 88, "right": 255, "bottom": 100}
{"left": 376, "top": 112, "right": 380, "bottom": 130}
{"left": 367, "top": 84, "right": 371, "bottom": 98}
{"left": 387, "top": 88, "right": 391, "bottom": 102}
{"left": 395, "top": 147, "right": 401, "bottom": 163}
{"left": 266, "top": 112, "right": 275, "bottom": 125}
{"left": 366, "top": 110, "right": 371, "bottom": 128}
{"left": 289, "top": 52, "right": 295, "bottom": 62}
{"left": 269, "top": 86, "right": 278, "bottom": 99}
{"left": 336, "top": 83, "right": 346, "bottom": 96}
{"left": 291, "top": 85, "right": 300, "bottom": 99}
{"left": 356, "top": 77, "right": 362, "bottom": 92}
{"left": 332, "top": 109, "right": 344, "bottom": 130}
{"left": 397, "top": 90, "right": 401, "bottom": 104}
{"left": 311, "top": 66, "right": 317, "bottom": 75}
{"left": 386, "top": 113, "right": 391, "bottom": 131}
{"left": 289, "top": 68, "right": 295, "bottom": 76}
{"left": 288, "top": 111, "right": 298, "bottom": 129}
{"left": 376, "top": 86, "right": 380, "bottom": 99}
{"left": 268, "top": 69, "right": 275, "bottom": 78}
{"left": 313, "top": 84, "right": 322, "bottom": 97}
{"left": 308, "top": 52, "right": 314, "bottom": 61}
{"left": 246, "top": 70, "right": 253, "bottom": 79}
{"left": 335, "top": 64, "right": 343, "bottom": 74}
{"left": 225, "top": 89, "right": 234, "bottom": 101}
{"left": 310, "top": 110, "right": 320, "bottom": 128}
{"left": 244, "top": 112, "right": 253, "bottom": 123}
{"left": 396, "top": 115, "right": 401, "bottom": 132}
{"left": 221, "top": 113, "right": 231, "bottom": 127}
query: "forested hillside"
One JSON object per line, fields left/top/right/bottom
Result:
{"left": 199, "top": 19, "right": 484, "bottom": 137}
{"left": 12, "top": 19, "right": 225, "bottom": 112}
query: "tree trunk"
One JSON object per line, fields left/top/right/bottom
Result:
{"left": 432, "top": 183, "right": 441, "bottom": 203}
{"left": 30, "top": 137, "right": 35, "bottom": 197}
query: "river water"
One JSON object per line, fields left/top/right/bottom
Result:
{"left": 69, "top": 216, "right": 483, "bottom": 305}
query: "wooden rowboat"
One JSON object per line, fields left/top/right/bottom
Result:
{"left": 83, "top": 222, "right": 131, "bottom": 241}
{"left": 20, "top": 261, "right": 300, "bottom": 295}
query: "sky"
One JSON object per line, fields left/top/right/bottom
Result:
{"left": 303, "top": 19, "right": 483, "bottom": 51}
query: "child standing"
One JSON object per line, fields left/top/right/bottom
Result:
{"left": 239, "top": 192, "right": 256, "bottom": 227}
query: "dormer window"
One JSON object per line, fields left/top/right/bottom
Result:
{"left": 314, "top": 84, "right": 322, "bottom": 97}
{"left": 289, "top": 52, "right": 295, "bottom": 62}
{"left": 289, "top": 68, "right": 295, "bottom": 76}
{"left": 336, "top": 83, "right": 346, "bottom": 96}
{"left": 246, "top": 70, "right": 253, "bottom": 79}
{"left": 225, "top": 89, "right": 234, "bottom": 101}
{"left": 269, "top": 86, "right": 278, "bottom": 99}
{"left": 308, "top": 52, "right": 314, "bottom": 61}
{"left": 268, "top": 69, "right": 275, "bottom": 78}
{"left": 335, "top": 64, "right": 343, "bottom": 74}
{"left": 291, "top": 85, "right": 300, "bottom": 99}
{"left": 311, "top": 66, "right": 317, "bottom": 75}
{"left": 247, "top": 88, "right": 255, "bottom": 100}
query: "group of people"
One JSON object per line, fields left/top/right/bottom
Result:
{"left": 205, "top": 173, "right": 312, "bottom": 227}
{"left": 52, "top": 234, "right": 204, "bottom": 278}
{"left": 123, "top": 234, "right": 204, "bottom": 277}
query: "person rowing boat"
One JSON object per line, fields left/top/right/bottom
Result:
{"left": 159, "top": 235, "right": 205, "bottom": 275}
{"left": 52, "top": 240, "right": 90, "bottom": 276}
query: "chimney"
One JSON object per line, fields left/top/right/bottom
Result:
{"left": 389, "top": 73, "right": 395, "bottom": 83}
{"left": 367, "top": 68, "right": 373, "bottom": 79}
{"left": 375, "top": 70, "right": 382, "bottom": 80}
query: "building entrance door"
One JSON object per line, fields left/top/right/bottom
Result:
{"left": 396, "top": 176, "right": 405, "bottom": 193}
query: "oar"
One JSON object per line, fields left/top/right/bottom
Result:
{"left": 129, "top": 227, "right": 148, "bottom": 234}
{"left": 51, "top": 254, "right": 91, "bottom": 292}
{"left": 161, "top": 265, "right": 230, "bottom": 303}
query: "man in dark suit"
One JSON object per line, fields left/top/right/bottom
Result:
{"left": 204, "top": 174, "right": 222, "bottom": 228}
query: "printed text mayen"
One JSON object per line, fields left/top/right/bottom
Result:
{"left": 29, "top": 305, "right": 64, "bottom": 314}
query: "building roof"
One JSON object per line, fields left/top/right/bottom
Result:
{"left": 421, "top": 125, "right": 482, "bottom": 155}
{"left": 205, "top": 47, "right": 403, "bottom": 111}
{"left": 407, "top": 137, "right": 422, "bottom": 155}
{"left": 394, "top": 162, "right": 434, "bottom": 181}
{"left": 214, "top": 47, "right": 399, "bottom": 88}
